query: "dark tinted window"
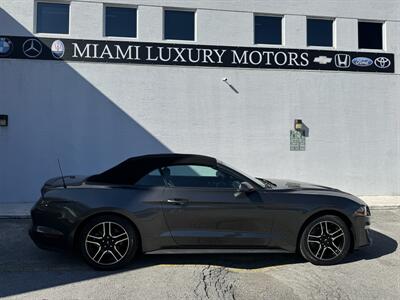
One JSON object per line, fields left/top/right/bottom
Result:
{"left": 358, "top": 21, "right": 383, "bottom": 49}
{"left": 161, "top": 165, "right": 241, "bottom": 188}
{"left": 254, "top": 15, "right": 282, "bottom": 44}
{"left": 135, "top": 169, "right": 164, "bottom": 187}
{"left": 307, "top": 19, "right": 333, "bottom": 47}
{"left": 37, "top": 2, "right": 70, "bottom": 34}
{"left": 164, "top": 10, "right": 195, "bottom": 40}
{"left": 105, "top": 7, "right": 137, "bottom": 38}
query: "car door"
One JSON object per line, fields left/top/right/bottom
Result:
{"left": 128, "top": 168, "right": 175, "bottom": 251}
{"left": 161, "top": 164, "right": 273, "bottom": 247}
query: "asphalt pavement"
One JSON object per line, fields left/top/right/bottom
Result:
{"left": 0, "top": 209, "right": 399, "bottom": 299}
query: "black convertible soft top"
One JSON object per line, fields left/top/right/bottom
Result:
{"left": 86, "top": 153, "right": 217, "bottom": 185}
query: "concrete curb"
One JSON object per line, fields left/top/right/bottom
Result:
{"left": 0, "top": 215, "right": 31, "bottom": 219}
{"left": 0, "top": 203, "right": 32, "bottom": 219}
{"left": 367, "top": 205, "right": 400, "bottom": 210}
{"left": 360, "top": 196, "right": 400, "bottom": 210}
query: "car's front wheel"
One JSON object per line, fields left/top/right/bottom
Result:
{"left": 299, "top": 215, "right": 351, "bottom": 265}
{"left": 79, "top": 215, "right": 138, "bottom": 270}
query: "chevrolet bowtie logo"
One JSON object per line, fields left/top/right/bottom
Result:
{"left": 313, "top": 56, "right": 332, "bottom": 64}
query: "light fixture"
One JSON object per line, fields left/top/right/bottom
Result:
{"left": 294, "top": 119, "right": 303, "bottom": 131}
{"left": 221, "top": 77, "right": 239, "bottom": 94}
{"left": 0, "top": 115, "right": 8, "bottom": 127}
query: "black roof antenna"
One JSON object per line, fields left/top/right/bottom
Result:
{"left": 57, "top": 158, "right": 67, "bottom": 189}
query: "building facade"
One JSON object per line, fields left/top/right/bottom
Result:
{"left": 0, "top": 0, "right": 399, "bottom": 204}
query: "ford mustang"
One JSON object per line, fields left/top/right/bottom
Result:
{"left": 30, "top": 154, "right": 371, "bottom": 270}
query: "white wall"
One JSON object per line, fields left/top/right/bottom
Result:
{"left": 0, "top": 0, "right": 400, "bottom": 204}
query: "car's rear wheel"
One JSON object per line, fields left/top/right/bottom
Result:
{"left": 79, "top": 215, "right": 138, "bottom": 270}
{"left": 299, "top": 215, "right": 351, "bottom": 265}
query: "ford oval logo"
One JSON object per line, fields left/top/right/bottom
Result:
{"left": 352, "top": 57, "right": 373, "bottom": 67}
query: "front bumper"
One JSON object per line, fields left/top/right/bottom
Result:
{"left": 352, "top": 215, "right": 372, "bottom": 249}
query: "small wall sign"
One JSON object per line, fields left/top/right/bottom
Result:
{"left": 290, "top": 130, "right": 305, "bottom": 151}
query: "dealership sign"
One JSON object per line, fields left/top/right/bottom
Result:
{"left": 0, "top": 35, "right": 395, "bottom": 73}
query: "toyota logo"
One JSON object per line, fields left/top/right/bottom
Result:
{"left": 22, "top": 39, "right": 42, "bottom": 58}
{"left": 374, "top": 57, "right": 391, "bottom": 69}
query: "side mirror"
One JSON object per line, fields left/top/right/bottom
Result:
{"left": 238, "top": 181, "right": 255, "bottom": 193}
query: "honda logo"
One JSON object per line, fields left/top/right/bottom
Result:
{"left": 334, "top": 54, "right": 351, "bottom": 68}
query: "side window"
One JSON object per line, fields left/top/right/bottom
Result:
{"left": 254, "top": 15, "right": 283, "bottom": 45}
{"left": 105, "top": 6, "right": 137, "bottom": 38}
{"left": 307, "top": 18, "right": 333, "bottom": 47}
{"left": 164, "top": 9, "right": 195, "bottom": 41}
{"left": 135, "top": 169, "right": 164, "bottom": 187}
{"left": 358, "top": 21, "right": 383, "bottom": 50}
{"left": 161, "top": 165, "right": 241, "bottom": 188}
{"left": 36, "top": 2, "right": 70, "bottom": 34}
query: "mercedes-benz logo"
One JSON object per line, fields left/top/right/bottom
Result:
{"left": 22, "top": 39, "right": 42, "bottom": 58}
{"left": 374, "top": 57, "right": 391, "bottom": 69}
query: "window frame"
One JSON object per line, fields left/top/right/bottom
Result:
{"left": 34, "top": 0, "right": 71, "bottom": 36}
{"left": 253, "top": 13, "right": 285, "bottom": 46}
{"left": 157, "top": 164, "right": 252, "bottom": 191}
{"left": 134, "top": 168, "right": 166, "bottom": 188}
{"left": 306, "top": 16, "right": 336, "bottom": 49}
{"left": 103, "top": 4, "right": 139, "bottom": 40}
{"left": 357, "top": 19, "right": 386, "bottom": 51}
{"left": 163, "top": 7, "right": 197, "bottom": 42}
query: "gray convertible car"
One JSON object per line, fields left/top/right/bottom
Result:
{"left": 30, "top": 153, "right": 371, "bottom": 270}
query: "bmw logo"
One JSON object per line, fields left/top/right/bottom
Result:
{"left": 0, "top": 37, "right": 13, "bottom": 57}
{"left": 51, "top": 40, "right": 65, "bottom": 59}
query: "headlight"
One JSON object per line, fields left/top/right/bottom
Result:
{"left": 354, "top": 205, "right": 370, "bottom": 216}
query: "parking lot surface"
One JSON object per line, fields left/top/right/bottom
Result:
{"left": 0, "top": 209, "right": 399, "bottom": 299}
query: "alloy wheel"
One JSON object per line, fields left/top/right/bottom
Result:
{"left": 307, "top": 220, "right": 345, "bottom": 261}
{"left": 85, "top": 221, "right": 130, "bottom": 265}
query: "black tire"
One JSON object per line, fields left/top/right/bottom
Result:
{"left": 299, "top": 215, "right": 351, "bottom": 265}
{"left": 78, "top": 214, "right": 139, "bottom": 270}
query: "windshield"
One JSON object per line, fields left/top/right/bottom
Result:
{"left": 218, "top": 160, "right": 266, "bottom": 188}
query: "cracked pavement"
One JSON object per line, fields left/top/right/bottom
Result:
{"left": 194, "top": 265, "right": 235, "bottom": 300}
{"left": 0, "top": 209, "right": 399, "bottom": 299}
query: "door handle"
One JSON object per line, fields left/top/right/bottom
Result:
{"left": 166, "top": 198, "right": 188, "bottom": 205}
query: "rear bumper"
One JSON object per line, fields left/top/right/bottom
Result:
{"left": 29, "top": 225, "right": 68, "bottom": 251}
{"left": 29, "top": 200, "right": 74, "bottom": 252}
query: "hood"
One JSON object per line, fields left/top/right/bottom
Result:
{"left": 263, "top": 178, "right": 367, "bottom": 206}
{"left": 267, "top": 178, "right": 341, "bottom": 192}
